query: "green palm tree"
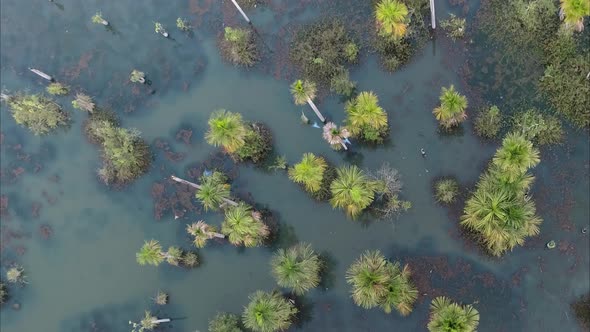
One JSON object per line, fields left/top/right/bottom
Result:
{"left": 330, "top": 165, "right": 380, "bottom": 218}
{"left": 433, "top": 85, "right": 468, "bottom": 129}
{"left": 345, "top": 91, "right": 388, "bottom": 141}
{"left": 209, "top": 312, "right": 243, "bottom": 332}
{"left": 375, "top": 0, "right": 409, "bottom": 39}
{"left": 205, "top": 109, "right": 247, "bottom": 153}
{"left": 136, "top": 240, "right": 165, "bottom": 266}
{"left": 560, "top": 0, "right": 590, "bottom": 32}
{"left": 492, "top": 133, "right": 540, "bottom": 183}
{"left": 221, "top": 203, "right": 269, "bottom": 247}
{"left": 290, "top": 79, "right": 325, "bottom": 122}
{"left": 196, "top": 172, "right": 232, "bottom": 211}
{"left": 427, "top": 296, "right": 480, "bottom": 332}
{"left": 187, "top": 221, "right": 225, "bottom": 248}
{"left": 166, "top": 246, "right": 183, "bottom": 266}
{"left": 242, "top": 290, "right": 298, "bottom": 332}
{"left": 380, "top": 262, "right": 418, "bottom": 315}
{"left": 270, "top": 243, "right": 322, "bottom": 295}
{"left": 346, "top": 250, "right": 391, "bottom": 309}
{"left": 288, "top": 153, "right": 327, "bottom": 193}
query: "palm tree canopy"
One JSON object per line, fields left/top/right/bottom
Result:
{"left": 380, "top": 263, "right": 418, "bottom": 315}
{"left": 270, "top": 243, "right": 322, "bottom": 295}
{"left": 136, "top": 240, "right": 164, "bottom": 266}
{"left": 242, "top": 291, "right": 298, "bottom": 332}
{"left": 427, "top": 296, "right": 480, "bottom": 332}
{"left": 187, "top": 221, "right": 217, "bottom": 248}
{"left": 196, "top": 171, "right": 231, "bottom": 211}
{"left": 330, "top": 165, "right": 380, "bottom": 218}
{"left": 346, "top": 250, "right": 391, "bottom": 309}
{"left": 433, "top": 85, "right": 468, "bottom": 128}
{"left": 560, "top": 0, "right": 590, "bottom": 30}
{"left": 205, "top": 109, "right": 247, "bottom": 153}
{"left": 288, "top": 153, "right": 327, "bottom": 193}
{"left": 345, "top": 91, "right": 388, "bottom": 135}
{"left": 290, "top": 79, "right": 317, "bottom": 105}
{"left": 492, "top": 133, "right": 540, "bottom": 183}
{"left": 222, "top": 203, "right": 269, "bottom": 247}
{"left": 375, "top": 0, "right": 410, "bottom": 39}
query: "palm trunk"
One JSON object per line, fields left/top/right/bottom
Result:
{"left": 230, "top": 0, "right": 251, "bottom": 24}
{"left": 211, "top": 232, "right": 225, "bottom": 239}
{"left": 306, "top": 96, "right": 325, "bottom": 123}
{"left": 28, "top": 68, "right": 53, "bottom": 81}
{"left": 430, "top": 0, "right": 436, "bottom": 29}
{"left": 170, "top": 175, "right": 238, "bottom": 207}
{"left": 340, "top": 141, "right": 348, "bottom": 150}
{"left": 152, "top": 318, "right": 171, "bottom": 324}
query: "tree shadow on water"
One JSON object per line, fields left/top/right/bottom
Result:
{"left": 318, "top": 250, "right": 338, "bottom": 291}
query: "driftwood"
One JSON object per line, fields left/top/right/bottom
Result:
{"left": 170, "top": 175, "right": 238, "bottom": 206}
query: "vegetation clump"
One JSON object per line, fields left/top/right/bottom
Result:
{"left": 344, "top": 91, "right": 389, "bottom": 143}
{"left": 181, "top": 251, "right": 200, "bottom": 268}
{"left": 209, "top": 312, "right": 243, "bottom": 332}
{"left": 572, "top": 293, "right": 590, "bottom": 330}
{"left": 511, "top": 108, "right": 564, "bottom": 145}
{"left": 6, "top": 265, "right": 27, "bottom": 285}
{"left": 130, "top": 70, "right": 146, "bottom": 84}
{"left": 129, "top": 311, "right": 160, "bottom": 331}
{"left": 434, "top": 177, "right": 460, "bottom": 204}
{"left": 427, "top": 296, "right": 480, "bottom": 332}
{"left": 72, "top": 93, "right": 95, "bottom": 113}
{"left": 153, "top": 290, "right": 168, "bottom": 305}
{"left": 136, "top": 239, "right": 185, "bottom": 267}
{"left": 154, "top": 22, "right": 168, "bottom": 37}
{"left": 220, "top": 27, "right": 258, "bottom": 67}
{"left": 176, "top": 17, "right": 191, "bottom": 32}
{"left": 187, "top": 220, "right": 225, "bottom": 248}
{"left": 46, "top": 82, "right": 69, "bottom": 95}
{"left": 474, "top": 105, "right": 502, "bottom": 139}
{"left": 3, "top": 93, "right": 69, "bottom": 135}
{"left": 559, "top": 0, "right": 590, "bottom": 32}
{"left": 433, "top": 85, "right": 468, "bottom": 130}
{"left": 91, "top": 12, "right": 109, "bottom": 25}
{"left": 221, "top": 203, "right": 269, "bottom": 247}
{"left": 330, "top": 165, "right": 381, "bottom": 218}
{"left": 346, "top": 250, "right": 418, "bottom": 315}
{"left": 330, "top": 68, "right": 356, "bottom": 98}
{"left": 242, "top": 290, "right": 298, "bottom": 332}
{"left": 290, "top": 20, "right": 358, "bottom": 84}
{"left": 440, "top": 14, "right": 466, "bottom": 41}
{"left": 369, "top": 163, "right": 411, "bottom": 219}
{"left": 270, "top": 242, "right": 321, "bottom": 295}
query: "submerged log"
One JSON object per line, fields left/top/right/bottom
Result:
{"left": 231, "top": 0, "right": 251, "bottom": 24}
{"left": 28, "top": 68, "right": 53, "bottom": 81}
{"left": 170, "top": 175, "right": 238, "bottom": 207}
{"left": 430, "top": 0, "right": 436, "bottom": 29}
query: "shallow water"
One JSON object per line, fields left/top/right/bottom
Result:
{"left": 1, "top": 1, "right": 588, "bottom": 332}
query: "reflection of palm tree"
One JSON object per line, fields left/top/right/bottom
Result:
{"left": 427, "top": 296, "right": 480, "bottom": 332}
{"left": 288, "top": 153, "right": 327, "bottom": 193}
{"left": 322, "top": 122, "right": 350, "bottom": 150}
{"left": 187, "top": 221, "right": 225, "bottom": 248}
{"left": 375, "top": 0, "right": 409, "bottom": 39}
{"left": 330, "top": 165, "right": 380, "bottom": 218}
{"left": 559, "top": 0, "right": 590, "bottom": 32}
{"left": 242, "top": 291, "right": 298, "bottom": 332}
{"left": 205, "top": 109, "right": 247, "bottom": 153}
{"left": 492, "top": 133, "right": 540, "bottom": 183}
{"left": 221, "top": 203, "right": 269, "bottom": 247}
{"left": 196, "top": 172, "right": 232, "bottom": 211}
{"left": 290, "top": 79, "right": 325, "bottom": 123}
{"left": 270, "top": 243, "right": 321, "bottom": 295}
{"left": 433, "top": 85, "right": 468, "bottom": 129}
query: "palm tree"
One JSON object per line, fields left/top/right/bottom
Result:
{"left": 205, "top": 109, "right": 247, "bottom": 153}
{"left": 375, "top": 0, "right": 410, "bottom": 39}
{"left": 136, "top": 240, "right": 165, "bottom": 266}
{"left": 288, "top": 153, "right": 327, "bottom": 193}
{"left": 209, "top": 312, "right": 243, "bottom": 332}
{"left": 559, "top": 0, "right": 590, "bottom": 32}
{"left": 330, "top": 165, "right": 380, "bottom": 218}
{"left": 242, "top": 290, "right": 298, "bottom": 332}
{"left": 290, "top": 79, "right": 325, "bottom": 123}
{"left": 322, "top": 122, "right": 350, "bottom": 150}
{"left": 345, "top": 91, "right": 388, "bottom": 142}
{"left": 434, "top": 178, "right": 460, "bottom": 204}
{"left": 433, "top": 85, "right": 468, "bottom": 129}
{"left": 427, "top": 296, "right": 480, "bottom": 332}
{"left": 196, "top": 172, "right": 232, "bottom": 211}
{"left": 380, "top": 262, "right": 418, "bottom": 315}
{"left": 270, "top": 243, "right": 322, "bottom": 295}
{"left": 187, "top": 221, "right": 225, "bottom": 248}
{"left": 346, "top": 250, "right": 391, "bottom": 309}
{"left": 492, "top": 133, "right": 540, "bottom": 183}
{"left": 221, "top": 203, "right": 269, "bottom": 247}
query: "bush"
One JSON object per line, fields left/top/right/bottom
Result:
{"left": 440, "top": 14, "right": 466, "bottom": 41}
{"left": 474, "top": 105, "right": 502, "bottom": 139}
{"left": 434, "top": 178, "right": 460, "bottom": 204}
{"left": 46, "top": 82, "right": 69, "bottom": 95}
{"left": 345, "top": 91, "right": 389, "bottom": 144}
{"left": 209, "top": 312, "right": 243, "bottom": 332}
{"left": 369, "top": 163, "right": 411, "bottom": 219}
{"left": 220, "top": 27, "right": 258, "bottom": 67}
{"left": 511, "top": 108, "right": 564, "bottom": 145}
{"left": 84, "top": 109, "right": 119, "bottom": 143}
{"left": 270, "top": 243, "right": 321, "bottom": 295}
{"left": 235, "top": 123, "right": 272, "bottom": 163}
{"left": 242, "top": 291, "right": 297, "bottom": 332}
{"left": 330, "top": 68, "right": 356, "bottom": 97}
{"left": 4, "top": 93, "right": 69, "bottom": 135}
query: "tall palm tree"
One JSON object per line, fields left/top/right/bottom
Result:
{"left": 427, "top": 296, "right": 480, "bottom": 332}
{"left": 242, "top": 290, "right": 298, "bottom": 332}
{"left": 560, "top": 0, "right": 590, "bottom": 32}
{"left": 221, "top": 203, "right": 269, "bottom": 247}
{"left": 380, "top": 262, "right": 418, "bottom": 315}
{"left": 290, "top": 79, "right": 325, "bottom": 123}
{"left": 187, "top": 221, "right": 225, "bottom": 248}
{"left": 330, "top": 165, "right": 380, "bottom": 218}
{"left": 345, "top": 91, "right": 388, "bottom": 139}
{"left": 196, "top": 172, "right": 232, "bottom": 211}
{"left": 270, "top": 243, "right": 322, "bottom": 295}
{"left": 492, "top": 133, "right": 540, "bottom": 183}
{"left": 205, "top": 109, "right": 247, "bottom": 153}
{"left": 375, "top": 0, "right": 410, "bottom": 39}
{"left": 433, "top": 85, "right": 468, "bottom": 129}
{"left": 288, "top": 153, "right": 327, "bottom": 193}
{"left": 346, "top": 250, "right": 391, "bottom": 309}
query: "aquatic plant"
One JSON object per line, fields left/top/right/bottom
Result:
{"left": 219, "top": 27, "right": 258, "bottom": 66}
{"left": 559, "top": 0, "right": 590, "bottom": 32}
{"left": 268, "top": 155, "right": 288, "bottom": 171}
{"left": 221, "top": 203, "right": 269, "bottom": 247}
{"left": 196, "top": 172, "right": 232, "bottom": 211}
{"left": 290, "top": 20, "right": 357, "bottom": 83}
{"left": 330, "top": 165, "right": 381, "bottom": 218}
{"left": 46, "top": 82, "right": 69, "bottom": 95}
{"left": 206, "top": 109, "right": 247, "bottom": 153}
{"left": 187, "top": 221, "right": 225, "bottom": 248}
{"left": 130, "top": 70, "right": 146, "bottom": 84}
{"left": 181, "top": 251, "right": 200, "bottom": 268}
{"left": 288, "top": 153, "right": 327, "bottom": 194}
{"left": 209, "top": 312, "right": 243, "bottom": 332}
{"left": 344, "top": 91, "right": 389, "bottom": 143}
{"left": 290, "top": 79, "right": 325, "bottom": 123}
{"left": 440, "top": 14, "right": 466, "bottom": 41}
{"left": 270, "top": 242, "right": 321, "bottom": 295}
{"left": 3, "top": 93, "right": 69, "bottom": 135}
{"left": 166, "top": 246, "right": 183, "bottom": 266}
{"left": 176, "top": 17, "right": 191, "bottom": 32}
{"left": 153, "top": 290, "right": 168, "bottom": 305}
{"left": 242, "top": 290, "right": 298, "bottom": 332}
{"left": 330, "top": 68, "right": 356, "bottom": 98}
{"left": 6, "top": 265, "right": 27, "bottom": 285}
{"left": 234, "top": 123, "right": 272, "bottom": 163}
{"left": 474, "top": 105, "right": 502, "bottom": 139}
{"left": 0, "top": 282, "right": 6, "bottom": 305}
{"left": 375, "top": 0, "right": 409, "bottom": 40}
{"left": 72, "top": 93, "right": 95, "bottom": 113}
{"left": 492, "top": 133, "right": 540, "bottom": 183}
{"left": 322, "top": 122, "right": 350, "bottom": 150}
{"left": 434, "top": 178, "right": 460, "bottom": 204}
{"left": 154, "top": 22, "right": 168, "bottom": 37}
{"left": 91, "top": 12, "right": 109, "bottom": 26}
{"left": 427, "top": 296, "right": 480, "bottom": 332}
{"left": 346, "top": 250, "right": 417, "bottom": 315}
{"left": 129, "top": 311, "right": 164, "bottom": 331}
{"left": 512, "top": 108, "right": 564, "bottom": 145}
{"left": 433, "top": 85, "right": 468, "bottom": 129}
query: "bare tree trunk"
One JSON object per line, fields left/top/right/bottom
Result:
{"left": 230, "top": 0, "right": 251, "bottom": 24}
{"left": 211, "top": 232, "right": 226, "bottom": 239}
{"left": 28, "top": 68, "right": 53, "bottom": 81}
{"left": 306, "top": 96, "right": 326, "bottom": 123}
{"left": 430, "top": 0, "right": 436, "bottom": 29}
{"left": 340, "top": 141, "right": 348, "bottom": 150}
{"left": 152, "top": 318, "right": 171, "bottom": 324}
{"left": 170, "top": 175, "right": 238, "bottom": 207}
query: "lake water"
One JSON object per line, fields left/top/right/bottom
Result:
{"left": 0, "top": 0, "right": 588, "bottom": 331}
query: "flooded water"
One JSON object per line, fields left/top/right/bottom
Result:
{"left": 1, "top": 1, "right": 588, "bottom": 331}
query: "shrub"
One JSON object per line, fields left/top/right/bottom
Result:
{"left": 153, "top": 290, "right": 168, "bottom": 305}
{"left": 209, "top": 312, "right": 243, "bottom": 332}
{"left": 4, "top": 93, "right": 69, "bottom": 135}
{"left": 181, "top": 251, "right": 200, "bottom": 268}
{"left": 234, "top": 123, "right": 272, "bottom": 163}
{"left": 440, "top": 14, "right": 466, "bottom": 41}
{"left": 427, "top": 297, "right": 480, "bottom": 332}
{"left": 72, "top": 93, "right": 95, "bottom": 113}
{"left": 433, "top": 85, "right": 468, "bottom": 129}
{"left": 288, "top": 153, "right": 327, "bottom": 194}
{"left": 330, "top": 68, "right": 356, "bottom": 97}
{"left": 345, "top": 91, "right": 389, "bottom": 143}
{"left": 434, "top": 178, "right": 460, "bottom": 204}
{"left": 474, "top": 105, "right": 502, "bottom": 139}
{"left": 220, "top": 27, "right": 258, "bottom": 67}
{"left": 270, "top": 243, "right": 321, "bottom": 295}
{"left": 242, "top": 290, "right": 297, "bottom": 332}
{"left": 46, "top": 82, "right": 69, "bottom": 95}
{"left": 511, "top": 108, "right": 564, "bottom": 145}
{"left": 369, "top": 163, "right": 411, "bottom": 219}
